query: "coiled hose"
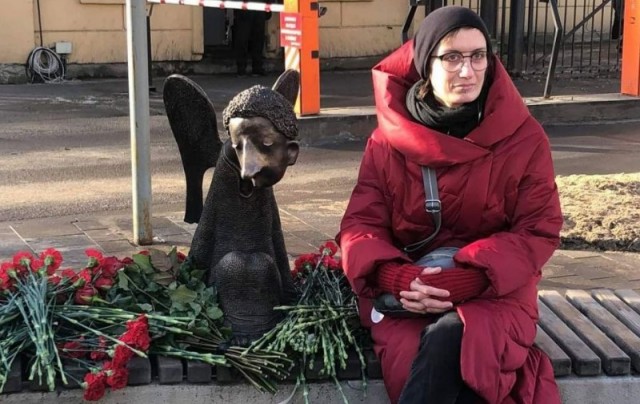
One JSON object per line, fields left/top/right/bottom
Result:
{"left": 25, "top": 47, "right": 65, "bottom": 83}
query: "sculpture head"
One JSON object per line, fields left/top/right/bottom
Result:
{"left": 222, "top": 77, "right": 300, "bottom": 191}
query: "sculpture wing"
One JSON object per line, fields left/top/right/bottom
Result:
{"left": 163, "top": 74, "right": 222, "bottom": 224}
{"left": 271, "top": 69, "right": 300, "bottom": 106}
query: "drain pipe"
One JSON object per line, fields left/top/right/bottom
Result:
{"left": 126, "top": 0, "right": 153, "bottom": 245}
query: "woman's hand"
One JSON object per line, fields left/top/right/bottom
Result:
{"left": 398, "top": 267, "right": 454, "bottom": 314}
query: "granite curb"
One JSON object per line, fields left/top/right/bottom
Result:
{"left": 2, "top": 377, "right": 640, "bottom": 404}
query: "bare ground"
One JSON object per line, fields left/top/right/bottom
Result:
{"left": 558, "top": 173, "right": 640, "bottom": 252}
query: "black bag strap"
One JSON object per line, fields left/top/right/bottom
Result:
{"left": 403, "top": 167, "right": 441, "bottom": 253}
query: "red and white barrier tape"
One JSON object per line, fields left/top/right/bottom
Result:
{"left": 148, "top": 0, "right": 285, "bottom": 13}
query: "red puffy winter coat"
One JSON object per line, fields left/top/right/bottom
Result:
{"left": 338, "top": 42, "right": 563, "bottom": 403}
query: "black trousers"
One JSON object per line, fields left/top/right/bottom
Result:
{"left": 233, "top": 10, "right": 267, "bottom": 73}
{"left": 398, "top": 311, "right": 481, "bottom": 404}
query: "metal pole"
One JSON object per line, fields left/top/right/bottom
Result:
{"left": 126, "top": 0, "right": 153, "bottom": 245}
{"left": 480, "top": 0, "right": 498, "bottom": 38}
{"left": 507, "top": 0, "right": 525, "bottom": 73}
{"left": 147, "top": 5, "right": 156, "bottom": 92}
{"left": 544, "top": 0, "right": 563, "bottom": 98}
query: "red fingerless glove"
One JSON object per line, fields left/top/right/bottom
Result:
{"left": 376, "top": 261, "right": 423, "bottom": 297}
{"left": 376, "top": 261, "right": 490, "bottom": 303}
{"left": 418, "top": 269, "right": 489, "bottom": 303}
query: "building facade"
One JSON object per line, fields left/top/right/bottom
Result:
{"left": 0, "top": 0, "right": 619, "bottom": 83}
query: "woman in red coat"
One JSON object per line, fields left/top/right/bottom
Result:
{"left": 337, "top": 6, "right": 563, "bottom": 404}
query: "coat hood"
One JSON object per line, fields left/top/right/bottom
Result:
{"left": 372, "top": 41, "right": 531, "bottom": 167}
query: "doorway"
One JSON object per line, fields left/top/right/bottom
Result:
{"left": 203, "top": 8, "right": 233, "bottom": 57}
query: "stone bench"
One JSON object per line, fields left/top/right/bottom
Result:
{"left": 4, "top": 288, "right": 640, "bottom": 403}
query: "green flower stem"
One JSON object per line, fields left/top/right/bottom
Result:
{"left": 226, "top": 357, "right": 278, "bottom": 394}
{"left": 118, "top": 272, "right": 171, "bottom": 311}
{"left": 57, "top": 314, "right": 147, "bottom": 358}
{"left": 151, "top": 345, "right": 226, "bottom": 365}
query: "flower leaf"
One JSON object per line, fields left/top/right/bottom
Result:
{"left": 137, "top": 303, "right": 153, "bottom": 312}
{"left": 117, "top": 273, "right": 129, "bottom": 290}
{"left": 133, "top": 254, "right": 154, "bottom": 274}
{"left": 152, "top": 271, "right": 175, "bottom": 287}
{"left": 149, "top": 249, "right": 173, "bottom": 273}
{"left": 206, "top": 306, "right": 223, "bottom": 321}
{"left": 169, "top": 285, "right": 198, "bottom": 305}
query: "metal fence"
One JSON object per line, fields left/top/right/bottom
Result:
{"left": 406, "top": 0, "right": 623, "bottom": 77}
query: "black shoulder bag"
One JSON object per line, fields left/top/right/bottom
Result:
{"left": 372, "top": 167, "right": 441, "bottom": 318}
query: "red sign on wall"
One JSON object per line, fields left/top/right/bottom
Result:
{"left": 280, "top": 12, "right": 302, "bottom": 49}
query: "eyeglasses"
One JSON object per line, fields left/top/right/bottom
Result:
{"left": 431, "top": 51, "right": 488, "bottom": 72}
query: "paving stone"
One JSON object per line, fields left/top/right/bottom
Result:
{"left": 60, "top": 361, "right": 87, "bottom": 389}
{"left": 156, "top": 356, "right": 184, "bottom": 384}
{"left": 11, "top": 221, "right": 82, "bottom": 238}
{"left": 127, "top": 357, "right": 152, "bottom": 385}
{"left": 336, "top": 351, "right": 365, "bottom": 380}
{"left": 26, "top": 235, "right": 97, "bottom": 251}
{"left": 52, "top": 247, "right": 97, "bottom": 267}
{"left": 153, "top": 224, "right": 191, "bottom": 238}
{"left": 186, "top": 361, "right": 212, "bottom": 383}
{"left": 99, "top": 240, "right": 135, "bottom": 254}
{"left": 539, "top": 276, "right": 600, "bottom": 291}
{"left": 73, "top": 219, "right": 108, "bottom": 231}
{"left": 601, "top": 251, "right": 640, "bottom": 267}
{"left": 156, "top": 233, "right": 193, "bottom": 247}
{"left": 542, "top": 264, "right": 579, "bottom": 278}
{"left": 28, "top": 377, "right": 51, "bottom": 392}
{"left": 558, "top": 250, "right": 605, "bottom": 259}
{"left": 117, "top": 217, "right": 175, "bottom": 231}
{"left": 305, "top": 356, "right": 329, "bottom": 380}
{"left": 2, "top": 359, "right": 22, "bottom": 393}
{"left": 284, "top": 360, "right": 301, "bottom": 382}
{"left": 83, "top": 228, "right": 124, "bottom": 242}
{"left": 214, "top": 365, "right": 238, "bottom": 383}
{"left": 365, "top": 350, "right": 383, "bottom": 379}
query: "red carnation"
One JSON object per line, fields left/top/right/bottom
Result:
{"left": 177, "top": 251, "right": 187, "bottom": 261}
{"left": 85, "top": 248, "right": 104, "bottom": 268}
{"left": 48, "top": 274, "right": 62, "bottom": 286}
{"left": 111, "top": 345, "right": 134, "bottom": 369}
{"left": 74, "top": 268, "right": 92, "bottom": 287}
{"left": 322, "top": 255, "right": 342, "bottom": 271}
{"left": 294, "top": 253, "right": 318, "bottom": 272}
{"left": 105, "top": 364, "right": 129, "bottom": 390}
{"left": 30, "top": 258, "right": 44, "bottom": 273}
{"left": 12, "top": 251, "right": 34, "bottom": 267}
{"left": 94, "top": 276, "right": 114, "bottom": 292}
{"left": 61, "top": 341, "right": 86, "bottom": 359}
{"left": 83, "top": 371, "right": 106, "bottom": 401}
{"left": 0, "top": 263, "right": 16, "bottom": 291}
{"left": 319, "top": 241, "right": 339, "bottom": 257}
{"left": 60, "top": 268, "right": 76, "bottom": 278}
{"left": 96, "top": 256, "right": 123, "bottom": 278}
{"left": 39, "top": 248, "right": 63, "bottom": 273}
{"left": 74, "top": 285, "right": 98, "bottom": 305}
{"left": 121, "top": 316, "right": 150, "bottom": 351}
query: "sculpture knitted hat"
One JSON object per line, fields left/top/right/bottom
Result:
{"left": 413, "top": 6, "right": 492, "bottom": 80}
{"left": 223, "top": 85, "right": 298, "bottom": 140}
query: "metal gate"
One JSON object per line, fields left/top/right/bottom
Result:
{"left": 403, "top": 1, "right": 623, "bottom": 82}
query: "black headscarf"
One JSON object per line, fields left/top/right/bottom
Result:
{"left": 413, "top": 6, "right": 492, "bottom": 80}
{"left": 407, "top": 6, "right": 493, "bottom": 138}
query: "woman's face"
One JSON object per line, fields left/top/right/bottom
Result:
{"left": 429, "top": 28, "right": 488, "bottom": 108}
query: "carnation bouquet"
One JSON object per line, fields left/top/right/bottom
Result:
{"left": 0, "top": 247, "right": 290, "bottom": 400}
{"left": 0, "top": 242, "right": 368, "bottom": 402}
{"left": 247, "top": 241, "right": 368, "bottom": 403}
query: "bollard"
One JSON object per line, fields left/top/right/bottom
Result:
{"left": 621, "top": 0, "right": 640, "bottom": 96}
